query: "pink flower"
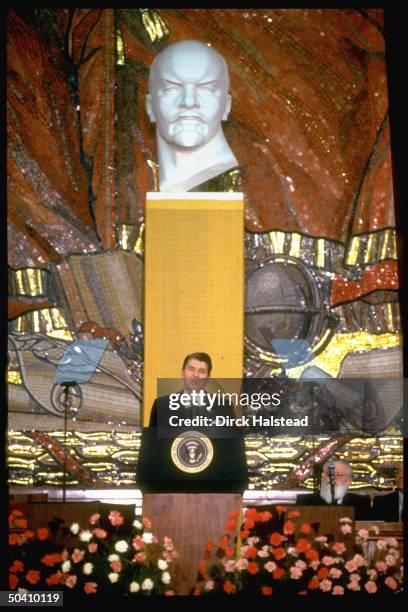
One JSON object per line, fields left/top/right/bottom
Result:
{"left": 385, "top": 537, "right": 398, "bottom": 548}
{"left": 108, "top": 511, "right": 124, "bottom": 526}
{"left": 84, "top": 582, "right": 98, "bottom": 594}
{"left": 65, "top": 575, "right": 77, "bottom": 589}
{"left": 235, "top": 558, "right": 248, "bottom": 571}
{"left": 88, "top": 543, "right": 98, "bottom": 553}
{"left": 349, "top": 573, "right": 361, "bottom": 582}
{"left": 385, "top": 554, "right": 396, "bottom": 566}
{"left": 332, "top": 585, "right": 344, "bottom": 595}
{"left": 224, "top": 560, "right": 236, "bottom": 572}
{"left": 204, "top": 581, "right": 214, "bottom": 591}
{"left": 71, "top": 549, "right": 85, "bottom": 564}
{"left": 322, "top": 556, "right": 335, "bottom": 566}
{"left": 375, "top": 561, "right": 387, "bottom": 572}
{"left": 345, "top": 560, "right": 357, "bottom": 573}
{"left": 93, "top": 528, "right": 107, "bottom": 539}
{"left": 89, "top": 513, "right": 101, "bottom": 525}
{"left": 319, "top": 579, "right": 332, "bottom": 592}
{"left": 309, "top": 560, "right": 320, "bottom": 570}
{"left": 364, "top": 581, "right": 377, "bottom": 594}
{"left": 341, "top": 524, "right": 352, "bottom": 535}
{"left": 347, "top": 581, "right": 360, "bottom": 591}
{"left": 352, "top": 554, "right": 366, "bottom": 568}
{"left": 314, "top": 536, "right": 328, "bottom": 543}
{"left": 384, "top": 576, "right": 398, "bottom": 590}
{"left": 367, "top": 569, "right": 377, "bottom": 580}
{"left": 347, "top": 580, "right": 361, "bottom": 591}
{"left": 257, "top": 546, "right": 269, "bottom": 558}
{"left": 132, "top": 535, "right": 144, "bottom": 550}
{"left": 295, "top": 560, "right": 307, "bottom": 570}
{"left": 332, "top": 542, "right": 346, "bottom": 555}
{"left": 290, "top": 567, "right": 302, "bottom": 579}
{"left": 264, "top": 561, "right": 277, "bottom": 573}
{"left": 357, "top": 528, "right": 369, "bottom": 539}
{"left": 143, "top": 517, "right": 152, "bottom": 529}
{"left": 134, "top": 552, "right": 146, "bottom": 562}
{"left": 376, "top": 539, "right": 387, "bottom": 550}
{"left": 329, "top": 568, "right": 342, "bottom": 579}
{"left": 110, "top": 560, "right": 122, "bottom": 573}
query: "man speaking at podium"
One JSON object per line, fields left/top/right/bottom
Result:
{"left": 149, "top": 352, "right": 235, "bottom": 428}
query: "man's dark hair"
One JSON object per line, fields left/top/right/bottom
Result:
{"left": 182, "top": 352, "right": 212, "bottom": 374}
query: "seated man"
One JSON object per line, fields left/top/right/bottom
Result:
{"left": 372, "top": 463, "right": 403, "bottom": 522}
{"left": 148, "top": 351, "right": 235, "bottom": 427}
{"left": 296, "top": 459, "right": 371, "bottom": 520}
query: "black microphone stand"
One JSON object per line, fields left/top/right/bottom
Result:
{"left": 61, "top": 381, "right": 77, "bottom": 503}
{"left": 328, "top": 462, "right": 336, "bottom": 505}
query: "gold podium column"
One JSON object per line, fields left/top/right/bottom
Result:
{"left": 143, "top": 192, "right": 244, "bottom": 424}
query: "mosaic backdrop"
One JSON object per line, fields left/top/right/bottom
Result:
{"left": 7, "top": 9, "right": 401, "bottom": 491}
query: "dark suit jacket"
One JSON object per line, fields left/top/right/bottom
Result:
{"left": 149, "top": 392, "right": 235, "bottom": 427}
{"left": 372, "top": 491, "right": 401, "bottom": 522}
{"left": 296, "top": 491, "right": 371, "bottom": 520}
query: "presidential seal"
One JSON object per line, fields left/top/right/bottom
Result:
{"left": 170, "top": 430, "right": 214, "bottom": 473}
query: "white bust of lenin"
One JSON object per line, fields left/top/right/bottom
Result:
{"left": 146, "top": 39, "right": 238, "bottom": 192}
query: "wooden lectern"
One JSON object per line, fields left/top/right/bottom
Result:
{"left": 140, "top": 192, "right": 246, "bottom": 594}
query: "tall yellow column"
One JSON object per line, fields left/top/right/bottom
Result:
{"left": 143, "top": 192, "right": 244, "bottom": 424}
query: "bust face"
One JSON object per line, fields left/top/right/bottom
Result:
{"left": 146, "top": 40, "right": 232, "bottom": 149}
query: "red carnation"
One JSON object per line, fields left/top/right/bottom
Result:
{"left": 305, "top": 549, "right": 319, "bottom": 561}
{"left": 9, "top": 560, "right": 24, "bottom": 573}
{"left": 223, "top": 580, "right": 234, "bottom": 594}
{"left": 283, "top": 520, "right": 295, "bottom": 535}
{"left": 273, "top": 567, "right": 285, "bottom": 580}
{"left": 296, "top": 538, "right": 311, "bottom": 553}
{"left": 9, "top": 574, "right": 19, "bottom": 590}
{"left": 317, "top": 567, "right": 329, "bottom": 580}
{"left": 270, "top": 532, "right": 283, "bottom": 546}
{"left": 37, "top": 527, "right": 49, "bottom": 540}
{"left": 26, "top": 570, "right": 41, "bottom": 584}
{"left": 245, "top": 546, "right": 258, "bottom": 559}
{"left": 308, "top": 578, "right": 319, "bottom": 590}
{"left": 272, "top": 547, "right": 285, "bottom": 560}
{"left": 247, "top": 562, "right": 259, "bottom": 575}
{"left": 300, "top": 522, "right": 312, "bottom": 534}
{"left": 262, "top": 586, "right": 273, "bottom": 595}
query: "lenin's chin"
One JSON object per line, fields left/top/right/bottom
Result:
{"left": 172, "top": 129, "right": 206, "bottom": 148}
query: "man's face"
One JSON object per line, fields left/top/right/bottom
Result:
{"left": 322, "top": 461, "right": 352, "bottom": 488}
{"left": 182, "top": 358, "right": 209, "bottom": 392}
{"left": 146, "top": 44, "right": 231, "bottom": 149}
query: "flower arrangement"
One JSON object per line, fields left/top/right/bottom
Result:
{"left": 9, "top": 509, "right": 178, "bottom": 596}
{"left": 9, "top": 510, "right": 64, "bottom": 591}
{"left": 194, "top": 506, "right": 403, "bottom": 596}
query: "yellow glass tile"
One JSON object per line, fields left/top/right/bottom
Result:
{"left": 15, "top": 270, "right": 25, "bottom": 294}
{"left": 346, "top": 236, "right": 360, "bottom": 266}
{"left": 8, "top": 371, "right": 22, "bottom": 384}
{"left": 134, "top": 223, "right": 145, "bottom": 255}
{"left": 116, "top": 28, "right": 125, "bottom": 65}
{"left": 269, "top": 230, "right": 286, "bottom": 254}
{"left": 364, "top": 233, "right": 375, "bottom": 264}
{"left": 316, "top": 238, "right": 325, "bottom": 268}
{"left": 289, "top": 233, "right": 301, "bottom": 258}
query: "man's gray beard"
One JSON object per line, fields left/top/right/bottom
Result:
{"left": 320, "top": 480, "right": 349, "bottom": 503}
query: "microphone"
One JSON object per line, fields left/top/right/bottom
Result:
{"left": 327, "top": 460, "right": 336, "bottom": 504}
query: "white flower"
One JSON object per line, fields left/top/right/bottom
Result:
{"left": 108, "top": 572, "right": 119, "bottom": 583}
{"left": 158, "top": 559, "right": 168, "bottom": 570}
{"left": 83, "top": 563, "right": 93, "bottom": 575}
{"left": 108, "top": 554, "right": 120, "bottom": 562}
{"left": 79, "top": 530, "right": 93, "bottom": 542}
{"left": 204, "top": 581, "right": 214, "bottom": 591}
{"left": 161, "top": 571, "right": 171, "bottom": 584}
{"left": 142, "top": 532, "right": 153, "bottom": 544}
{"left": 129, "top": 581, "right": 140, "bottom": 593}
{"left": 70, "top": 522, "right": 80, "bottom": 534}
{"left": 141, "top": 578, "right": 154, "bottom": 591}
{"left": 61, "top": 560, "right": 71, "bottom": 573}
{"left": 133, "top": 520, "right": 143, "bottom": 529}
{"left": 115, "top": 540, "right": 129, "bottom": 553}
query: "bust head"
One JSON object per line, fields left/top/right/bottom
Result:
{"left": 146, "top": 39, "right": 231, "bottom": 150}
{"left": 146, "top": 40, "right": 238, "bottom": 191}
